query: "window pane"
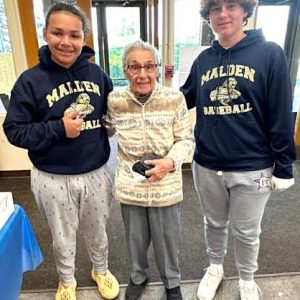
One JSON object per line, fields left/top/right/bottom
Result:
{"left": 293, "top": 61, "right": 300, "bottom": 112}
{"left": 93, "top": 6, "right": 141, "bottom": 88}
{"left": 256, "top": 5, "right": 290, "bottom": 48}
{"left": 174, "top": 0, "right": 202, "bottom": 87}
{"left": 106, "top": 7, "right": 141, "bottom": 87}
{"left": 33, "top": 0, "right": 46, "bottom": 48}
{"left": 0, "top": 0, "right": 16, "bottom": 112}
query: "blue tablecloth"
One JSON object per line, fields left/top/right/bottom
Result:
{"left": 0, "top": 204, "right": 44, "bottom": 300}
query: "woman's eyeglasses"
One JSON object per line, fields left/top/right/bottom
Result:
{"left": 126, "top": 63, "right": 158, "bottom": 74}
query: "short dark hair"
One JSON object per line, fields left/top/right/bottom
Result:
{"left": 200, "top": 0, "right": 258, "bottom": 21}
{"left": 45, "top": 1, "right": 91, "bottom": 36}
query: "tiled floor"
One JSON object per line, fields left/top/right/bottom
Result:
{"left": 1, "top": 138, "right": 300, "bottom": 299}
{"left": 19, "top": 274, "right": 300, "bottom": 300}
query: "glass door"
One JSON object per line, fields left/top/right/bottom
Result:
{"left": 255, "top": 0, "right": 300, "bottom": 114}
{"left": 255, "top": 4, "right": 290, "bottom": 48}
{"left": 92, "top": 0, "right": 146, "bottom": 88}
{"left": 173, "top": 0, "right": 202, "bottom": 88}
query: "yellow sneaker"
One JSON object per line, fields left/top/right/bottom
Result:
{"left": 55, "top": 280, "right": 77, "bottom": 300}
{"left": 91, "top": 268, "right": 120, "bottom": 299}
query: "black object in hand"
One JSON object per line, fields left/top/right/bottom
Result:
{"left": 132, "top": 154, "right": 161, "bottom": 178}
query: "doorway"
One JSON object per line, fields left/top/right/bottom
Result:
{"left": 256, "top": 0, "right": 300, "bottom": 114}
{"left": 92, "top": 0, "right": 147, "bottom": 88}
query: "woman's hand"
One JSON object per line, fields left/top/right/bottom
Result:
{"left": 145, "top": 158, "right": 175, "bottom": 182}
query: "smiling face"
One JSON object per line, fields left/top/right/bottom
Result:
{"left": 43, "top": 11, "right": 85, "bottom": 68}
{"left": 124, "top": 48, "right": 158, "bottom": 96}
{"left": 209, "top": 1, "right": 247, "bottom": 48}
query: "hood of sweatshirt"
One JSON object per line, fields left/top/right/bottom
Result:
{"left": 211, "top": 29, "right": 265, "bottom": 53}
{"left": 38, "top": 44, "right": 95, "bottom": 72}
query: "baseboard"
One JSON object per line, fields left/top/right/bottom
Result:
{"left": 182, "top": 163, "right": 192, "bottom": 170}
{"left": 0, "top": 152, "right": 298, "bottom": 178}
{"left": 0, "top": 170, "right": 30, "bottom": 178}
{"left": 296, "top": 145, "right": 300, "bottom": 160}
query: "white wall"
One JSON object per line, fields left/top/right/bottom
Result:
{"left": 0, "top": 114, "right": 32, "bottom": 171}
{"left": 1, "top": 0, "right": 31, "bottom": 171}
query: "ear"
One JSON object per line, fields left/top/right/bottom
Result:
{"left": 83, "top": 35, "right": 87, "bottom": 46}
{"left": 123, "top": 68, "right": 129, "bottom": 80}
{"left": 43, "top": 27, "right": 47, "bottom": 42}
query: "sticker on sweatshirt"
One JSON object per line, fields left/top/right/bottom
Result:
{"left": 254, "top": 173, "right": 272, "bottom": 190}
{"left": 64, "top": 93, "right": 94, "bottom": 118}
{"left": 203, "top": 77, "right": 253, "bottom": 115}
{"left": 210, "top": 77, "right": 241, "bottom": 105}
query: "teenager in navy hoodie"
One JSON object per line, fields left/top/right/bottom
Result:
{"left": 180, "top": 1, "right": 295, "bottom": 300}
{"left": 3, "top": 3, "right": 119, "bottom": 300}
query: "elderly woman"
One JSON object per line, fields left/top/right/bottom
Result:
{"left": 105, "top": 40, "right": 194, "bottom": 300}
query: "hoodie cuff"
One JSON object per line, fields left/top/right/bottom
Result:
{"left": 273, "top": 164, "right": 293, "bottom": 179}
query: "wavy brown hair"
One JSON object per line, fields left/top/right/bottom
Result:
{"left": 200, "top": 0, "right": 258, "bottom": 21}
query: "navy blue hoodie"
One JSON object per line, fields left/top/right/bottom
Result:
{"left": 3, "top": 45, "right": 113, "bottom": 174}
{"left": 180, "top": 29, "right": 295, "bottom": 178}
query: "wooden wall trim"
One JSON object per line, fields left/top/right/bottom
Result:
{"left": 0, "top": 170, "right": 30, "bottom": 178}
{"left": 18, "top": 0, "right": 39, "bottom": 68}
{"left": 77, "top": 0, "right": 94, "bottom": 50}
{"left": 295, "top": 114, "right": 300, "bottom": 145}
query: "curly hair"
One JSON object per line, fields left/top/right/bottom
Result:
{"left": 200, "top": 0, "right": 258, "bottom": 21}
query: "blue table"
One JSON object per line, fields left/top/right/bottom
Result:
{"left": 0, "top": 204, "right": 44, "bottom": 300}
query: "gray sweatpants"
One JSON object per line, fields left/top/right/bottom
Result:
{"left": 31, "top": 164, "right": 113, "bottom": 284}
{"left": 192, "top": 162, "right": 272, "bottom": 280}
{"left": 121, "top": 202, "right": 182, "bottom": 289}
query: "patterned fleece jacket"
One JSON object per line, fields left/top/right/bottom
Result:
{"left": 106, "top": 83, "right": 195, "bottom": 207}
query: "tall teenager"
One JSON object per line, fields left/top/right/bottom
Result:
{"left": 180, "top": 1, "right": 295, "bottom": 299}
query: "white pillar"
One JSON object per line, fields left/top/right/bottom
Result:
{"left": 162, "top": 0, "right": 174, "bottom": 87}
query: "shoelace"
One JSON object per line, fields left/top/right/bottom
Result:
{"left": 203, "top": 267, "right": 223, "bottom": 286}
{"left": 239, "top": 281, "right": 262, "bottom": 300}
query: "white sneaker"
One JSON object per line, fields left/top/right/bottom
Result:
{"left": 239, "top": 279, "right": 261, "bottom": 300}
{"left": 197, "top": 265, "right": 224, "bottom": 300}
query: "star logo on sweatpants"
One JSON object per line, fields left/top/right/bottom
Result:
{"left": 254, "top": 173, "right": 272, "bottom": 190}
